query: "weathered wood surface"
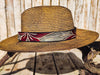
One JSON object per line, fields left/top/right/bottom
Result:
{"left": 88, "top": 0, "right": 98, "bottom": 31}
{"left": 96, "top": 0, "right": 100, "bottom": 40}
{"left": 82, "top": 0, "right": 91, "bottom": 29}
{"left": 52, "top": 0, "right": 59, "bottom": 5}
{"left": 11, "top": 53, "right": 35, "bottom": 75}
{"left": 43, "top": 0, "right": 50, "bottom": 6}
{"left": 0, "top": 0, "right": 7, "bottom": 63}
{"left": 74, "top": 0, "right": 84, "bottom": 28}
{"left": 0, "top": 53, "right": 19, "bottom": 74}
{"left": 0, "top": 48, "right": 100, "bottom": 75}
{"left": 60, "top": 0, "right": 67, "bottom": 7}
{"left": 14, "top": 0, "right": 21, "bottom": 34}
{"left": 5, "top": 0, "right": 15, "bottom": 37}
{"left": 21, "top": 0, "right": 25, "bottom": 13}
{"left": 32, "top": 0, "right": 42, "bottom": 7}
{"left": 0, "top": 49, "right": 84, "bottom": 75}
{"left": 0, "top": 0, "right": 7, "bottom": 41}
{"left": 25, "top": 0, "right": 32, "bottom": 9}
{"left": 67, "top": 0, "right": 75, "bottom": 20}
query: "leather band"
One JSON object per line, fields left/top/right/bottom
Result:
{"left": 18, "top": 28, "right": 76, "bottom": 42}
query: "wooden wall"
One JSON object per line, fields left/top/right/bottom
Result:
{"left": 0, "top": 0, "right": 100, "bottom": 52}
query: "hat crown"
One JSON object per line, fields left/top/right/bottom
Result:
{"left": 21, "top": 6, "right": 74, "bottom": 32}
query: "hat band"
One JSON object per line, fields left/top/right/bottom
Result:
{"left": 18, "top": 28, "right": 76, "bottom": 42}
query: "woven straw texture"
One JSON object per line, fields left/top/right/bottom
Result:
{"left": 21, "top": 6, "right": 74, "bottom": 32}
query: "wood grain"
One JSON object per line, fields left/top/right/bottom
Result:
{"left": 67, "top": 0, "right": 75, "bottom": 20}
{"left": 11, "top": 53, "right": 35, "bottom": 75}
{"left": 82, "top": 0, "right": 91, "bottom": 29}
{"left": 0, "top": 0, "right": 7, "bottom": 63}
{"left": 5, "top": 0, "right": 15, "bottom": 37}
{"left": 74, "top": 0, "right": 84, "bottom": 28}
{"left": 52, "top": 0, "right": 59, "bottom": 5}
{"left": 32, "top": 0, "right": 42, "bottom": 7}
{"left": 88, "top": 0, "right": 98, "bottom": 31}
{"left": 25, "top": 0, "right": 32, "bottom": 9}
{"left": 13, "top": 0, "right": 21, "bottom": 34}
{"left": 60, "top": 0, "right": 67, "bottom": 7}
{"left": 43, "top": 0, "right": 50, "bottom": 6}
{"left": 0, "top": 0, "right": 7, "bottom": 41}
{"left": 21, "top": 0, "right": 25, "bottom": 13}
{"left": 96, "top": 0, "right": 100, "bottom": 40}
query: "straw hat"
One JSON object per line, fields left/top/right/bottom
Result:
{"left": 0, "top": 6, "right": 99, "bottom": 52}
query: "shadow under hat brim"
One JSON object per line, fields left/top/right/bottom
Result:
{"left": 0, "top": 29, "right": 99, "bottom": 52}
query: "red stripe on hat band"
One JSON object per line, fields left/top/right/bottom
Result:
{"left": 18, "top": 28, "right": 76, "bottom": 42}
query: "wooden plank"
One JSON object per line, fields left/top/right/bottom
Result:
{"left": 0, "top": 0, "right": 7, "bottom": 66}
{"left": 67, "top": 0, "right": 75, "bottom": 20}
{"left": 25, "top": 0, "right": 32, "bottom": 10}
{"left": 13, "top": 0, "right": 21, "bottom": 34}
{"left": 82, "top": 0, "right": 91, "bottom": 29}
{"left": 5, "top": 0, "right": 15, "bottom": 37}
{"left": 21, "top": 0, "right": 25, "bottom": 13}
{"left": 43, "top": 0, "right": 50, "bottom": 6}
{"left": 88, "top": 0, "right": 98, "bottom": 31}
{"left": 11, "top": 52, "right": 35, "bottom": 75}
{"left": 74, "top": 0, "right": 84, "bottom": 28}
{"left": 52, "top": 49, "right": 83, "bottom": 75}
{"left": 0, "top": 53, "right": 19, "bottom": 75}
{"left": 96, "top": 0, "right": 100, "bottom": 40}
{"left": 60, "top": 0, "right": 67, "bottom": 7}
{"left": 0, "top": 0, "right": 7, "bottom": 41}
{"left": 52, "top": 0, "right": 59, "bottom": 5}
{"left": 35, "top": 52, "right": 57, "bottom": 75}
{"left": 32, "top": 0, "right": 42, "bottom": 7}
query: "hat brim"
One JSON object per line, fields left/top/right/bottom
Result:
{"left": 0, "top": 29, "right": 99, "bottom": 52}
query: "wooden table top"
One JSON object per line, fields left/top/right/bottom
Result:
{"left": 0, "top": 49, "right": 85, "bottom": 75}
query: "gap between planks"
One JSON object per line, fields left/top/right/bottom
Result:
{"left": 0, "top": 50, "right": 82, "bottom": 75}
